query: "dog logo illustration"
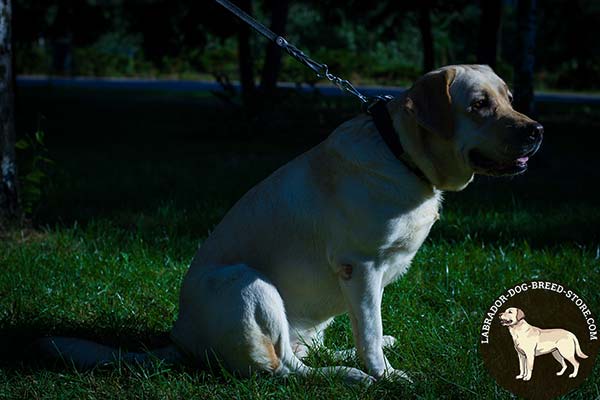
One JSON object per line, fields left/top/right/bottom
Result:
{"left": 479, "top": 281, "right": 598, "bottom": 400}
{"left": 499, "top": 307, "right": 588, "bottom": 381}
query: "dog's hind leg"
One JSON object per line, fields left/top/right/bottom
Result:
{"left": 246, "top": 276, "right": 375, "bottom": 384}
{"left": 564, "top": 353, "right": 580, "bottom": 378}
{"left": 552, "top": 350, "right": 567, "bottom": 376}
{"left": 174, "top": 264, "right": 374, "bottom": 384}
{"left": 555, "top": 337, "right": 580, "bottom": 378}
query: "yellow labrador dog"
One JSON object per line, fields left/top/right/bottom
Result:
{"left": 42, "top": 65, "right": 543, "bottom": 384}
{"left": 168, "top": 65, "right": 543, "bottom": 383}
{"left": 499, "top": 307, "right": 588, "bottom": 381}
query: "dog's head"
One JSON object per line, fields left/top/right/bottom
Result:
{"left": 499, "top": 307, "right": 526, "bottom": 327}
{"left": 393, "top": 64, "right": 543, "bottom": 191}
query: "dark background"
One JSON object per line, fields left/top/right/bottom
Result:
{"left": 10, "top": 0, "right": 600, "bottom": 224}
{"left": 13, "top": 0, "right": 600, "bottom": 90}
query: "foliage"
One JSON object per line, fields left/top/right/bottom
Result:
{"left": 14, "top": 128, "right": 54, "bottom": 216}
{"left": 13, "top": 0, "right": 600, "bottom": 89}
{"left": 72, "top": 31, "right": 153, "bottom": 77}
{"left": 15, "top": 42, "right": 52, "bottom": 75}
{"left": 198, "top": 36, "right": 239, "bottom": 78}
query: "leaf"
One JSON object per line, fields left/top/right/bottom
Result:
{"left": 25, "top": 170, "right": 45, "bottom": 183}
{"left": 15, "top": 139, "right": 30, "bottom": 150}
{"left": 35, "top": 130, "right": 45, "bottom": 144}
{"left": 23, "top": 186, "right": 41, "bottom": 196}
{"left": 39, "top": 156, "right": 55, "bottom": 164}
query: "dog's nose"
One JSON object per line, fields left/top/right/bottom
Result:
{"left": 529, "top": 123, "right": 544, "bottom": 142}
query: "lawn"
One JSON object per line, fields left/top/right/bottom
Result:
{"left": 1, "top": 86, "right": 599, "bottom": 399}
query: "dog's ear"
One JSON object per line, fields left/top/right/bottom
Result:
{"left": 516, "top": 308, "right": 525, "bottom": 321}
{"left": 404, "top": 68, "right": 456, "bottom": 139}
{"left": 469, "top": 64, "right": 494, "bottom": 73}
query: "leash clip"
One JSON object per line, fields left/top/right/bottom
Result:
{"left": 363, "top": 95, "right": 394, "bottom": 114}
{"left": 275, "top": 36, "right": 288, "bottom": 47}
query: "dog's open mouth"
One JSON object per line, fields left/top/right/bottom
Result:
{"left": 469, "top": 145, "right": 539, "bottom": 177}
{"left": 499, "top": 318, "right": 512, "bottom": 326}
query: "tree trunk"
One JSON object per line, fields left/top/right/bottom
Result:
{"left": 260, "top": 0, "right": 289, "bottom": 94}
{"left": 417, "top": 3, "right": 434, "bottom": 74}
{"left": 513, "top": 0, "right": 536, "bottom": 115}
{"left": 0, "top": 0, "right": 19, "bottom": 222}
{"left": 236, "top": 0, "right": 255, "bottom": 107}
{"left": 477, "top": 0, "right": 502, "bottom": 69}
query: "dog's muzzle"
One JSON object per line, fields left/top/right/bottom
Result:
{"left": 469, "top": 123, "right": 543, "bottom": 177}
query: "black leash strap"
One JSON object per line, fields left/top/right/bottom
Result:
{"left": 215, "top": 0, "right": 369, "bottom": 103}
{"left": 214, "top": 0, "right": 424, "bottom": 177}
{"left": 215, "top": 0, "right": 278, "bottom": 42}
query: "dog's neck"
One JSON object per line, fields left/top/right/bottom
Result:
{"left": 370, "top": 100, "right": 432, "bottom": 186}
{"left": 508, "top": 319, "right": 531, "bottom": 338}
{"left": 327, "top": 115, "right": 439, "bottom": 199}
{"left": 388, "top": 97, "right": 475, "bottom": 192}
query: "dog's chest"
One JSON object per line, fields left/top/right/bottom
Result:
{"left": 377, "top": 196, "right": 441, "bottom": 284}
{"left": 335, "top": 187, "right": 441, "bottom": 281}
{"left": 382, "top": 198, "right": 441, "bottom": 253}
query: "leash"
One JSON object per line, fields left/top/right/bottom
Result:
{"left": 214, "top": 0, "right": 426, "bottom": 180}
{"left": 215, "top": 0, "right": 369, "bottom": 103}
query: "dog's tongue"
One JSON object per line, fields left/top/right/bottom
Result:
{"left": 516, "top": 156, "right": 529, "bottom": 164}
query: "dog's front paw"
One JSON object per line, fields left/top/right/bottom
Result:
{"left": 522, "top": 375, "right": 532, "bottom": 381}
{"left": 382, "top": 335, "right": 397, "bottom": 348}
{"left": 381, "top": 368, "right": 413, "bottom": 383}
{"left": 341, "top": 367, "right": 376, "bottom": 386}
{"left": 515, "top": 374, "right": 524, "bottom": 379}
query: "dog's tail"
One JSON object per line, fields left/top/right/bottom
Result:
{"left": 573, "top": 335, "right": 589, "bottom": 359}
{"left": 37, "top": 336, "right": 186, "bottom": 370}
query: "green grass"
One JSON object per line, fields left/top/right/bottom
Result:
{"left": 1, "top": 87, "right": 599, "bottom": 399}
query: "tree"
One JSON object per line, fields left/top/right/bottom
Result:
{"left": 513, "top": 0, "right": 537, "bottom": 114}
{"left": 477, "top": 0, "right": 502, "bottom": 69}
{"left": 260, "top": 0, "right": 289, "bottom": 94}
{"left": 417, "top": 1, "right": 434, "bottom": 73}
{"left": 0, "top": 0, "right": 19, "bottom": 223}
{"left": 236, "top": 0, "right": 256, "bottom": 107}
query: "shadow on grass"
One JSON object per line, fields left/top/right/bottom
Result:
{"left": 0, "top": 322, "right": 171, "bottom": 371}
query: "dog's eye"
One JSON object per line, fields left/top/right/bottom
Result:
{"left": 508, "top": 310, "right": 512, "bottom": 313}
{"left": 470, "top": 98, "right": 489, "bottom": 111}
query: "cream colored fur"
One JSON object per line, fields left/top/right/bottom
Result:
{"left": 168, "top": 65, "right": 543, "bottom": 383}
{"left": 499, "top": 307, "right": 588, "bottom": 381}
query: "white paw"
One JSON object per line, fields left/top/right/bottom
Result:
{"left": 382, "top": 335, "right": 397, "bottom": 348}
{"left": 522, "top": 375, "right": 531, "bottom": 381}
{"left": 342, "top": 368, "right": 376, "bottom": 386}
{"left": 382, "top": 368, "right": 413, "bottom": 383}
{"left": 515, "top": 375, "right": 523, "bottom": 379}
{"left": 568, "top": 373, "right": 577, "bottom": 378}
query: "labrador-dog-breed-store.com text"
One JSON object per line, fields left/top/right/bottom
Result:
{"left": 42, "top": 65, "right": 544, "bottom": 384}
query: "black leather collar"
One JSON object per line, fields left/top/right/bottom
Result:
{"left": 366, "top": 97, "right": 429, "bottom": 183}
